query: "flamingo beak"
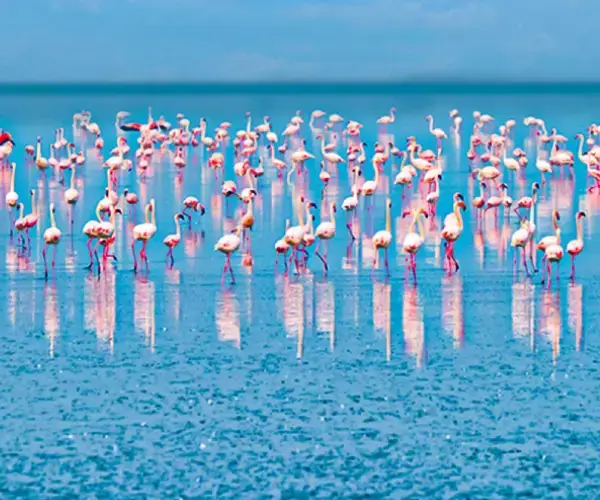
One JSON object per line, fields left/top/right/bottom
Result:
{"left": 198, "top": 204, "right": 206, "bottom": 215}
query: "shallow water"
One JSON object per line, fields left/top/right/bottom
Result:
{"left": 0, "top": 88, "right": 599, "bottom": 497}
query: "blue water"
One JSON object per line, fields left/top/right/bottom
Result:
{"left": 0, "top": 86, "right": 599, "bottom": 497}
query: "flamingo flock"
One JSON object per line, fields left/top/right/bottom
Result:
{"left": 3, "top": 106, "right": 592, "bottom": 289}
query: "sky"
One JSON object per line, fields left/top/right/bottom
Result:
{"left": 0, "top": 0, "right": 595, "bottom": 82}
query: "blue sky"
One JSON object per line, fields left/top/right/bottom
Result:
{"left": 1, "top": 0, "right": 593, "bottom": 81}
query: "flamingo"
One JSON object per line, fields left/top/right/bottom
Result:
{"left": 163, "top": 213, "right": 185, "bottom": 266}
{"left": 341, "top": 168, "right": 361, "bottom": 239}
{"left": 5, "top": 162, "right": 18, "bottom": 233}
{"left": 274, "top": 220, "right": 291, "bottom": 272}
{"left": 215, "top": 225, "right": 242, "bottom": 284}
{"left": 373, "top": 198, "right": 394, "bottom": 275}
{"left": 182, "top": 196, "right": 206, "bottom": 227}
{"left": 314, "top": 201, "right": 336, "bottom": 272}
{"left": 441, "top": 198, "right": 466, "bottom": 274}
{"left": 425, "top": 115, "right": 447, "bottom": 148}
{"left": 82, "top": 203, "right": 103, "bottom": 270}
{"left": 132, "top": 199, "right": 157, "bottom": 272}
{"left": 42, "top": 203, "right": 61, "bottom": 280}
{"left": 566, "top": 211, "right": 586, "bottom": 280}
{"left": 402, "top": 207, "right": 428, "bottom": 282}
{"left": 377, "top": 107, "right": 396, "bottom": 130}
{"left": 537, "top": 210, "right": 561, "bottom": 284}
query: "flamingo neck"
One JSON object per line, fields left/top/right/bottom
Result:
{"left": 416, "top": 213, "right": 425, "bottom": 240}
{"left": 96, "top": 204, "right": 102, "bottom": 222}
{"left": 297, "top": 198, "right": 304, "bottom": 226}
{"left": 36, "top": 140, "right": 41, "bottom": 159}
{"left": 373, "top": 161, "right": 380, "bottom": 185}
{"left": 31, "top": 190, "right": 36, "bottom": 215}
{"left": 70, "top": 167, "right": 76, "bottom": 190}
{"left": 576, "top": 217, "right": 583, "bottom": 242}
{"left": 428, "top": 117, "right": 434, "bottom": 134}
{"left": 175, "top": 215, "right": 181, "bottom": 238}
{"left": 151, "top": 201, "right": 156, "bottom": 226}
{"left": 10, "top": 164, "right": 15, "bottom": 191}
{"left": 50, "top": 208, "right": 56, "bottom": 229}
{"left": 330, "top": 203, "right": 336, "bottom": 228}
{"left": 454, "top": 202, "right": 463, "bottom": 230}
{"left": 18, "top": 204, "right": 24, "bottom": 219}
{"left": 578, "top": 136, "right": 585, "bottom": 160}
{"left": 385, "top": 204, "right": 391, "bottom": 233}
{"left": 390, "top": 108, "right": 395, "bottom": 122}
{"left": 247, "top": 198, "right": 254, "bottom": 217}
{"left": 144, "top": 204, "right": 151, "bottom": 224}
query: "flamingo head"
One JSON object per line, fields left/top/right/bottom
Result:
{"left": 123, "top": 188, "right": 129, "bottom": 196}
{"left": 386, "top": 198, "right": 392, "bottom": 208}
{"left": 577, "top": 211, "right": 587, "bottom": 219}
{"left": 456, "top": 200, "right": 467, "bottom": 211}
{"left": 402, "top": 209, "right": 412, "bottom": 218}
{"left": 425, "top": 115, "right": 432, "bottom": 121}
{"left": 307, "top": 201, "right": 317, "bottom": 210}
{"left": 498, "top": 183, "right": 508, "bottom": 190}
{"left": 176, "top": 213, "right": 185, "bottom": 221}
{"left": 532, "top": 182, "right": 540, "bottom": 191}
{"left": 115, "top": 208, "right": 123, "bottom": 215}
{"left": 197, "top": 203, "right": 206, "bottom": 215}
{"left": 454, "top": 192, "right": 464, "bottom": 202}
{"left": 332, "top": 203, "right": 337, "bottom": 212}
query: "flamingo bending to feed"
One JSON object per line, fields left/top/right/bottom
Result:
{"left": 182, "top": 196, "right": 206, "bottom": 227}
{"left": 567, "top": 211, "right": 586, "bottom": 280}
{"left": 42, "top": 203, "right": 61, "bottom": 280}
{"left": 82, "top": 203, "right": 103, "bottom": 269}
{"left": 215, "top": 225, "right": 242, "bottom": 284}
{"left": 402, "top": 207, "right": 428, "bottom": 283}
{"left": 96, "top": 205, "right": 123, "bottom": 267}
{"left": 314, "top": 201, "right": 336, "bottom": 272}
{"left": 132, "top": 199, "right": 157, "bottom": 272}
{"left": 163, "top": 213, "right": 186, "bottom": 266}
{"left": 373, "top": 198, "right": 394, "bottom": 275}
{"left": 441, "top": 198, "right": 466, "bottom": 274}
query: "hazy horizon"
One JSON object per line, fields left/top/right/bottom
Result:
{"left": 1, "top": 0, "right": 592, "bottom": 82}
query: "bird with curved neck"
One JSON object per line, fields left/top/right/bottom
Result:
{"left": 373, "top": 198, "right": 393, "bottom": 276}
{"left": 97, "top": 205, "right": 123, "bottom": 268}
{"left": 240, "top": 189, "right": 258, "bottom": 251}
{"left": 132, "top": 199, "right": 156, "bottom": 273}
{"left": 441, "top": 198, "right": 466, "bottom": 274}
{"left": 163, "top": 213, "right": 185, "bottom": 267}
{"left": 42, "top": 203, "right": 61, "bottom": 280}
{"left": 215, "top": 225, "right": 242, "bottom": 284}
{"left": 402, "top": 207, "right": 428, "bottom": 283}
{"left": 315, "top": 201, "right": 337, "bottom": 272}
{"left": 5, "top": 162, "right": 18, "bottom": 234}
{"left": 567, "top": 211, "right": 586, "bottom": 281}
{"left": 537, "top": 210, "right": 562, "bottom": 285}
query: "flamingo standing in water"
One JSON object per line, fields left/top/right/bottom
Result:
{"left": 5, "top": 162, "right": 18, "bottom": 233}
{"left": 42, "top": 203, "right": 61, "bottom": 280}
{"left": 537, "top": 210, "right": 562, "bottom": 285}
{"left": 132, "top": 199, "right": 157, "bottom": 272}
{"left": 402, "top": 207, "right": 428, "bottom": 283}
{"left": 274, "top": 220, "right": 291, "bottom": 272}
{"left": 163, "top": 213, "right": 185, "bottom": 267}
{"left": 215, "top": 225, "right": 242, "bottom": 284}
{"left": 377, "top": 107, "right": 396, "bottom": 131}
{"left": 567, "top": 211, "right": 586, "bottom": 280}
{"left": 441, "top": 198, "right": 466, "bottom": 274}
{"left": 373, "top": 198, "right": 393, "bottom": 275}
{"left": 314, "top": 201, "right": 336, "bottom": 272}
{"left": 425, "top": 115, "right": 447, "bottom": 149}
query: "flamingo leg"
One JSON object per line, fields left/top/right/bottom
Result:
{"left": 315, "top": 240, "right": 328, "bottom": 272}
{"left": 522, "top": 247, "right": 530, "bottom": 276}
{"left": 132, "top": 240, "right": 138, "bottom": 272}
{"left": 227, "top": 254, "right": 235, "bottom": 283}
{"left": 411, "top": 253, "right": 417, "bottom": 284}
{"left": 384, "top": 247, "right": 390, "bottom": 276}
{"left": 546, "top": 259, "right": 552, "bottom": 289}
{"left": 42, "top": 244, "right": 48, "bottom": 279}
{"left": 52, "top": 244, "right": 57, "bottom": 268}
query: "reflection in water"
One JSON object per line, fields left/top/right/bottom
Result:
{"left": 539, "top": 289, "right": 561, "bottom": 364}
{"left": 315, "top": 280, "right": 335, "bottom": 351}
{"left": 403, "top": 283, "right": 425, "bottom": 367}
{"left": 84, "top": 272, "right": 117, "bottom": 352}
{"left": 215, "top": 287, "right": 240, "bottom": 349}
{"left": 567, "top": 283, "right": 583, "bottom": 351}
{"left": 441, "top": 275, "right": 464, "bottom": 349}
{"left": 512, "top": 280, "right": 535, "bottom": 350}
{"left": 165, "top": 269, "right": 181, "bottom": 325}
{"left": 134, "top": 277, "right": 156, "bottom": 351}
{"left": 281, "top": 279, "right": 305, "bottom": 358}
{"left": 373, "top": 281, "right": 391, "bottom": 360}
{"left": 43, "top": 282, "right": 59, "bottom": 358}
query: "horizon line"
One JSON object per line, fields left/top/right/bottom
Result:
{"left": 0, "top": 81, "right": 600, "bottom": 94}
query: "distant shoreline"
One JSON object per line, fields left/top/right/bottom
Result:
{"left": 0, "top": 81, "right": 600, "bottom": 95}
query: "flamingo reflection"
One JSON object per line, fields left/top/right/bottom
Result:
{"left": 134, "top": 276, "right": 156, "bottom": 351}
{"left": 215, "top": 287, "right": 240, "bottom": 349}
{"left": 403, "top": 283, "right": 425, "bottom": 367}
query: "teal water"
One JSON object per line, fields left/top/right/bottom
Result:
{"left": 0, "top": 87, "right": 599, "bottom": 497}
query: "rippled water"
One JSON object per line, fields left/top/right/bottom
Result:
{"left": 0, "top": 88, "right": 599, "bottom": 496}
